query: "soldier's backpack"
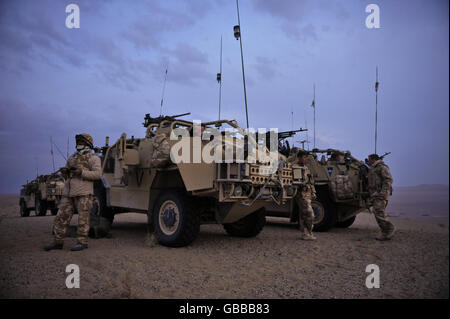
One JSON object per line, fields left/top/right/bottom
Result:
{"left": 330, "top": 175, "right": 354, "bottom": 200}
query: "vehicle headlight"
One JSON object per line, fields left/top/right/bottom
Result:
{"left": 234, "top": 185, "right": 243, "bottom": 197}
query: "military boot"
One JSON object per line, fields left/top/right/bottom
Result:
{"left": 300, "top": 233, "right": 317, "bottom": 241}
{"left": 44, "top": 241, "right": 63, "bottom": 251}
{"left": 71, "top": 242, "right": 88, "bottom": 251}
{"left": 376, "top": 228, "right": 395, "bottom": 241}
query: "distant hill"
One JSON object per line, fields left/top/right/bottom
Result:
{"left": 396, "top": 184, "right": 449, "bottom": 190}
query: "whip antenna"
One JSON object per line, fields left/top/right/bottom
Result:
{"left": 311, "top": 83, "right": 316, "bottom": 148}
{"left": 234, "top": 0, "right": 249, "bottom": 128}
{"left": 160, "top": 67, "right": 168, "bottom": 116}
{"left": 50, "top": 137, "right": 55, "bottom": 172}
{"left": 217, "top": 36, "right": 223, "bottom": 121}
{"left": 375, "top": 66, "right": 379, "bottom": 154}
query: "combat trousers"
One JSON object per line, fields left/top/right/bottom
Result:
{"left": 372, "top": 198, "right": 395, "bottom": 235}
{"left": 295, "top": 195, "right": 314, "bottom": 236}
{"left": 53, "top": 195, "right": 93, "bottom": 245}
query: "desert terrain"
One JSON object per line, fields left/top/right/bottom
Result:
{"left": 0, "top": 185, "right": 448, "bottom": 299}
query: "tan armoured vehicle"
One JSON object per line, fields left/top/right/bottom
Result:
{"left": 19, "top": 173, "right": 65, "bottom": 217}
{"left": 265, "top": 148, "right": 370, "bottom": 231}
{"left": 90, "top": 114, "right": 298, "bottom": 247}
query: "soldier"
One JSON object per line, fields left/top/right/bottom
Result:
{"left": 292, "top": 150, "right": 317, "bottom": 240}
{"left": 44, "top": 133, "right": 102, "bottom": 251}
{"left": 367, "top": 154, "right": 395, "bottom": 240}
{"left": 328, "top": 150, "right": 344, "bottom": 163}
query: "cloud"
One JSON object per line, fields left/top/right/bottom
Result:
{"left": 122, "top": 2, "right": 196, "bottom": 50}
{"left": 281, "top": 23, "right": 318, "bottom": 42}
{"left": 252, "top": 0, "right": 308, "bottom": 21}
{"left": 252, "top": 56, "right": 278, "bottom": 78}
{"left": 0, "top": 0, "right": 212, "bottom": 91}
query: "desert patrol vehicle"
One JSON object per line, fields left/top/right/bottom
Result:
{"left": 265, "top": 148, "right": 372, "bottom": 231}
{"left": 90, "top": 113, "right": 300, "bottom": 247}
{"left": 19, "top": 173, "right": 65, "bottom": 217}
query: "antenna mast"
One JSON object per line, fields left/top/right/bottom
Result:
{"left": 217, "top": 36, "right": 223, "bottom": 121}
{"left": 160, "top": 67, "right": 168, "bottom": 116}
{"left": 375, "top": 66, "right": 379, "bottom": 154}
{"left": 50, "top": 137, "right": 55, "bottom": 172}
{"left": 311, "top": 83, "right": 316, "bottom": 148}
{"left": 35, "top": 156, "right": 38, "bottom": 177}
{"left": 234, "top": 0, "right": 249, "bottom": 128}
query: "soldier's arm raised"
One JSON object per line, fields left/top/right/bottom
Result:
{"left": 81, "top": 156, "right": 102, "bottom": 180}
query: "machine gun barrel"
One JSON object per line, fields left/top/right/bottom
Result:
{"left": 143, "top": 112, "right": 191, "bottom": 127}
{"left": 277, "top": 128, "right": 308, "bottom": 140}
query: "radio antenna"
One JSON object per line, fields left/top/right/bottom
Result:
{"left": 50, "top": 137, "right": 55, "bottom": 172}
{"left": 374, "top": 66, "right": 379, "bottom": 154}
{"left": 217, "top": 35, "right": 223, "bottom": 121}
{"left": 234, "top": 0, "right": 249, "bottom": 128}
{"left": 311, "top": 83, "right": 316, "bottom": 148}
{"left": 159, "top": 67, "right": 168, "bottom": 116}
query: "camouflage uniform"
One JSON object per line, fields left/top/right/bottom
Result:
{"left": 368, "top": 160, "right": 395, "bottom": 237}
{"left": 293, "top": 162, "right": 317, "bottom": 238}
{"left": 53, "top": 150, "right": 101, "bottom": 245}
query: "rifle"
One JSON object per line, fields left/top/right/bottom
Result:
{"left": 364, "top": 151, "right": 391, "bottom": 165}
{"left": 143, "top": 112, "right": 191, "bottom": 127}
{"left": 380, "top": 151, "right": 391, "bottom": 160}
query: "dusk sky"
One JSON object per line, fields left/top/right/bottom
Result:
{"left": 0, "top": 0, "right": 448, "bottom": 193}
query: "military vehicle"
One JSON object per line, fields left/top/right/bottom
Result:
{"left": 265, "top": 148, "right": 370, "bottom": 231}
{"left": 90, "top": 114, "right": 300, "bottom": 247}
{"left": 19, "top": 173, "right": 65, "bottom": 217}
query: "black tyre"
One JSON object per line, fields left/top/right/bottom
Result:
{"left": 152, "top": 189, "right": 200, "bottom": 247}
{"left": 336, "top": 216, "right": 356, "bottom": 228}
{"left": 20, "top": 200, "right": 30, "bottom": 217}
{"left": 51, "top": 208, "right": 58, "bottom": 216}
{"left": 35, "top": 196, "right": 47, "bottom": 216}
{"left": 89, "top": 187, "right": 114, "bottom": 238}
{"left": 312, "top": 196, "right": 337, "bottom": 232}
{"left": 223, "top": 208, "right": 266, "bottom": 238}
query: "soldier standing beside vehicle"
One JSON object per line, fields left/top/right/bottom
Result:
{"left": 292, "top": 150, "right": 317, "bottom": 240}
{"left": 44, "top": 133, "right": 101, "bottom": 251}
{"left": 367, "top": 154, "right": 395, "bottom": 240}
{"left": 328, "top": 150, "right": 344, "bottom": 164}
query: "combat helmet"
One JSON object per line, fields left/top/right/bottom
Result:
{"left": 76, "top": 133, "right": 94, "bottom": 149}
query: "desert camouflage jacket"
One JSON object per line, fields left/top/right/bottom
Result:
{"left": 62, "top": 151, "right": 101, "bottom": 197}
{"left": 368, "top": 160, "right": 393, "bottom": 199}
{"left": 291, "top": 160, "right": 316, "bottom": 199}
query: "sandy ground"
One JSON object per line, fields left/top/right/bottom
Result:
{"left": 0, "top": 192, "right": 448, "bottom": 299}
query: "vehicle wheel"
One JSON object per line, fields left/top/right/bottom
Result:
{"left": 336, "top": 216, "right": 356, "bottom": 228}
{"left": 152, "top": 189, "right": 200, "bottom": 247}
{"left": 20, "top": 200, "right": 30, "bottom": 217}
{"left": 35, "top": 197, "right": 47, "bottom": 216}
{"left": 223, "top": 208, "right": 266, "bottom": 238}
{"left": 312, "top": 196, "right": 337, "bottom": 232}
{"left": 51, "top": 208, "right": 58, "bottom": 216}
{"left": 89, "top": 187, "right": 114, "bottom": 238}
